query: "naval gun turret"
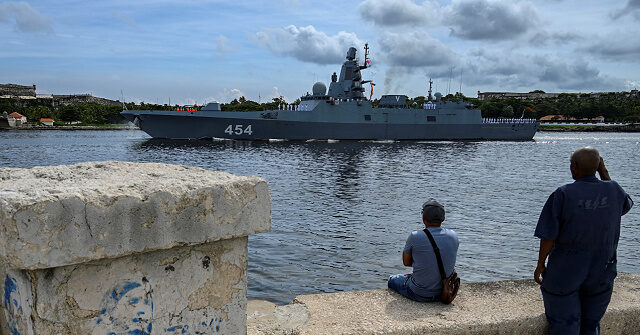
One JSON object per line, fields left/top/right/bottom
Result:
{"left": 327, "top": 44, "right": 369, "bottom": 100}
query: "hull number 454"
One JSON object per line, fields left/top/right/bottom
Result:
{"left": 224, "top": 125, "right": 253, "bottom": 135}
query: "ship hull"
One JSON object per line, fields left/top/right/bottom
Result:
{"left": 123, "top": 110, "right": 538, "bottom": 141}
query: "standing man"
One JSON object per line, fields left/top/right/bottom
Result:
{"left": 388, "top": 199, "right": 459, "bottom": 302}
{"left": 534, "top": 147, "right": 633, "bottom": 334}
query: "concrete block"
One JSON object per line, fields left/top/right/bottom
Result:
{"left": 0, "top": 161, "right": 271, "bottom": 335}
{"left": 0, "top": 161, "right": 270, "bottom": 270}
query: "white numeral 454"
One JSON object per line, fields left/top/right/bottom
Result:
{"left": 224, "top": 125, "right": 253, "bottom": 135}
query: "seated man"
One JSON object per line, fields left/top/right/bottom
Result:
{"left": 388, "top": 199, "right": 459, "bottom": 302}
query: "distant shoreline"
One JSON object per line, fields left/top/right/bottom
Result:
{"left": 539, "top": 124, "right": 640, "bottom": 132}
{"left": 5, "top": 125, "right": 139, "bottom": 131}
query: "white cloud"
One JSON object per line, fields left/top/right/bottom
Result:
{"left": 255, "top": 25, "right": 363, "bottom": 64}
{"left": 215, "top": 88, "right": 245, "bottom": 103}
{"left": 0, "top": 2, "right": 53, "bottom": 33}
{"left": 358, "top": 0, "right": 441, "bottom": 26}
{"left": 215, "top": 35, "right": 234, "bottom": 54}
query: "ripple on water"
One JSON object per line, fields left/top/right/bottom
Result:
{"left": 1, "top": 131, "right": 638, "bottom": 305}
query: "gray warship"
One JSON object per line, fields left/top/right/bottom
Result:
{"left": 122, "top": 45, "right": 538, "bottom": 140}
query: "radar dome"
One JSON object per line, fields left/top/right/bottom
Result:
{"left": 434, "top": 92, "right": 442, "bottom": 101}
{"left": 312, "top": 82, "right": 327, "bottom": 96}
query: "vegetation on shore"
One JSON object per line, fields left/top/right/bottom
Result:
{"left": 3, "top": 90, "right": 639, "bottom": 126}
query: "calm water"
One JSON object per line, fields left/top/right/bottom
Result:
{"left": 1, "top": 130, "right": 638, "bottom": 304}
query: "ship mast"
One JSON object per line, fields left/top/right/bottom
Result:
{"left": 360, "top": 43, "right": 369, "bottom": 70}
{"left": 428, "top": 78, "right": 433, "bottom": 102}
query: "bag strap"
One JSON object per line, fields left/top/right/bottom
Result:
{"left": 423, "top": 228, "right": 447, "bottom": 281}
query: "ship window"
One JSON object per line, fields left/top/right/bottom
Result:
{"left": 364, "top": 115, "right": 371, "bottom": 121}
{"left": 427, "top": 116, "right": 436, "bottom": 122}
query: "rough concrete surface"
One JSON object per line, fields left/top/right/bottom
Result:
{"left": 0, "top": 161, "right": 271, "bottom": 270}
{"left": 248, "top": 273, "right": 640, "bottom": 335}
{"left": 4, "top": 237, "right": 248, "bottom": 334}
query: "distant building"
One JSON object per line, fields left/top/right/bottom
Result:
{"left": 0, "top": 84, "right": 36, "bottom": 98}
{"left": 8, "top": 112, "right": 27, "bottom": 127}
{"left": 539, "top": 115, "right": 605, "bottom": 123}
{"left": 40, "top": 118, "right": 55, "bottom": 126}
{"left": 477, "top": 91, "right": 560, "bottom": 101}
{"left": 1, "top": 83, "right": 120, "bottom": 106}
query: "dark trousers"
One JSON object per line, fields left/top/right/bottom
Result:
{"left": 541, "top": 248, "right": 617, "bottom": 335}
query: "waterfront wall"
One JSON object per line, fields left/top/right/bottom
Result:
{"left": 248, "top": 273, "right": 640, "bottom": 335}
{"left": 0, "top": 161, "right": 271, "bottom": 334}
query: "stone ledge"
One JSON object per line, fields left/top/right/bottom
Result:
{"left": 0, "top": 161, "right": 271, "bottom": 270}
{"left": 248, "top": 273, "right": 640, "bottom": 335}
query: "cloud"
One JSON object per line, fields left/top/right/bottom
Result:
{"left": 255, "top": 25, "right": 362, "bottom": 64}
{"left": 358, "top": 0, "right": 441, "bottom": 26}
{"left": 0, "top": 2, "right": 53, "bottom": 33}
{"left": 445, "top": 0, "right": 539, "bottom": 41}
{"left": 213, "top": 88, "right": 245, "bottom": 103}
{"left": 376, "top": 32, "right": 457, "bottom": 94}
{"left": 378, "top": 31, "right": 456, "bottom": 68}
{"left": 625, "top": 80, "right": 640, "bottom": 90}
{"left": 215, "top": 35, "right": 234, "bottom": 54}
{"left": 579, "top": 34, "right": 640, "bottom": 62}
{"left": 610, "top": 0, "right": 640, "bottom": 20}
{"left": 465, "top": 48, "right": 623, "bottom": 91}
{"left": 529, "top": 31, "right": 582, "bottom": 46}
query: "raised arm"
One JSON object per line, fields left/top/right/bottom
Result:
{"left": 598, "top": 157, "right": 611, "bottom": 181}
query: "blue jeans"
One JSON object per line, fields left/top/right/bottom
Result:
{"left": 388, "top": 274, "right": 438, "bottom": 302}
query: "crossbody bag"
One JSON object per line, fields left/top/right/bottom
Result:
{"left": 423, "top": 228, "right": 461, "bottom": 304}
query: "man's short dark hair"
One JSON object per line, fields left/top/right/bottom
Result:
{"left": 422, "top": 199, "right": 445, "bottom": 224}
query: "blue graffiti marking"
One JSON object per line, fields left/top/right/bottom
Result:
{"left": 4, "top": 275, "right": 21, "bottom": 335}
{"left": 3, "top": 275, "right": 17, "bottom": 308}
{"left": 97, "top": 280, "right": 153, "bottom": 335}
{"left": 166, "top": 326, "right": 177, "bottom": 331}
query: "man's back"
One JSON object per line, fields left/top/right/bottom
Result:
{"left": 404, "top": 227, "right": 458, "bottom": 297}
{"left": 536, "top": 176, "right": 633, "bottom": 252}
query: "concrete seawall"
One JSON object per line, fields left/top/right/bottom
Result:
{"left": 0, "top": 161, "right": 271, "bottom": 334}
{"left": 248, "top": 273, "right": 640, "bottom": 335}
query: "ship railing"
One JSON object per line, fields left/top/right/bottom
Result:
{"left": 483, "top": 118, "right": 538, "bottom": 124}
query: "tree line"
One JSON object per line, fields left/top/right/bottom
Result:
{"left": 3, "top": 92, "right": 639, "bottom": 125}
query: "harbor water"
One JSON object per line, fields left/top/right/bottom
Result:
{"left": 1, "top": 130, "right": 638, "bottom": 305}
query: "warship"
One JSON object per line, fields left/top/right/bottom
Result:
{"left": 121, "top": 45, "right": 538, "bottom": 140}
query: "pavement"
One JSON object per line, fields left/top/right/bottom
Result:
{"left": 248, "top": 273, "right": 640, "bottom": 335}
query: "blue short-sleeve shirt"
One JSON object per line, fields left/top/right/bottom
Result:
{"left": 535, "top": 175, "right": 633, "bottom": 251}
{"left": 403, "top": 227, "right": 459, "bottom": 297}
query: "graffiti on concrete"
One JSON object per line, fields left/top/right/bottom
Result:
{"left": 164, "top": 317, "right": 223, "bottom": 334}
{"left": 96, "top": 277, "right": 154, "bottom": 335}
{"left": 3, "top": 275, "right": 21, "bottom": 335}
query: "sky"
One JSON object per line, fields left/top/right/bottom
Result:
{"left": 1, "top": 0, "right": 640, "bottom": 105}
